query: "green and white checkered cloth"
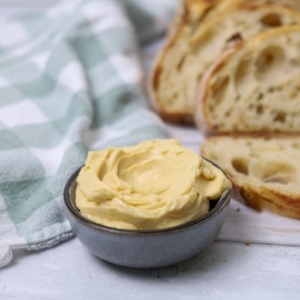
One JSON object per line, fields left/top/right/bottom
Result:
{"left": 0, "top": 0, "right": 178, "bottom": 268}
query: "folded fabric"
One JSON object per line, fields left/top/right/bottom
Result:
{"left": 0, "top": 0, "right": 178, "bottom": 268}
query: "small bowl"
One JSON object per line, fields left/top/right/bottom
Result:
{"left": 64, "top": 161, "right": 231, "bottom": 269}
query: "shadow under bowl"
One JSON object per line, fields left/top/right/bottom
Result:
{"left": 64, "top": 161, "right": 231, "bottom": 269}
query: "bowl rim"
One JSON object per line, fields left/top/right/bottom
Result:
{"left": 64, "top": 159, "right": 231, "bottom": 235}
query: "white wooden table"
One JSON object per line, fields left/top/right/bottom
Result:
{"left": 2, "top": 126, "right": 300, "bottom": 300}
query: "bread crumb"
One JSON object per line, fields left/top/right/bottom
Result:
{"left": 245, "top": 242, "right": 251, "bottom": 246}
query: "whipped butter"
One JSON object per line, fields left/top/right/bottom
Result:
{"left": 75, "top": 139, "right": 231, "bottom": 230}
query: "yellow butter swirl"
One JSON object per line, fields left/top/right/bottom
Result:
{"left": 76, "top": 139, "right": 231, "bottom": 230}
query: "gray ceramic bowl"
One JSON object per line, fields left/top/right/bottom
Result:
{"left": 64, "top": 161, "right": 231, "bottom": 269}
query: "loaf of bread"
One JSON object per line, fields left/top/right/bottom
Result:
{"left": 195, "top": 25, "right": 300, "bottom": 134}
{"left": 150, "top": 1, "right": 300, "bottom": 123}
{"left": 151, "top": 1, "right": 300, "bottom": 219}
{"left": 201, "top": 136, "right": 300, "bottom": 219}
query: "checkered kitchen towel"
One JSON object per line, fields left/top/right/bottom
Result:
{"left": 0, "top": 0, "right": 178, "bottom": 268}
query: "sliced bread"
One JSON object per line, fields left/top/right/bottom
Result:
{"left": 195, "top": 25, "right": 300, "bottom": 134}
{"left": 201, "top": 136, "right": 300, "bottom": 219}
{"left": 150, "top": 2, "right": 300, "bottom": 123}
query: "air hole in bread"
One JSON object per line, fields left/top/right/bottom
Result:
{"left": 255, "top": 46, "right": 284, "bottom": 74}
{"left": 256, "top": 93, "right": 263, "bottom": 101}
{"left": 253, "top": 161, "right": 295, "bottom": 184}
{"left": 235, "top": 59, "right": 250, "bottom": 90}
{"left": 260, "top": 13, "right": 282, "bottom": 27}
{"left": 255, "top": 46, "right": 285, "bottom": 85}
{"left": 290, "top": 90, "right": 298, "bottom": 98}
{"left": 262, "top": 175, "right": 290, "bottom": 184}
{"left": 256, "top": 104, "right": 264, "bottom": 114}
{"left": 208, "top": 103, "right": 214, "bottom": 112}
{"left": 273, "top": 111, "right": 286, "bottom": 122}
{"left": 292, "top": 142, "right": 300, "bottom": 149}
{"left": 177, "top": 56, "right": 186, "bottom": 71}
{"left": 232, "top": 157, "right": 249, "bottom": 175}
{"left": 211, "top": 76, "right": 229, "bottom": 104}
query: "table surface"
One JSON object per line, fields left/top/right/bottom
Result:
{"left": 1, "top": 2, "right": 300, "bottom": 299}
{"left": 2, "top": 125, "right": 300, "bottom": 300}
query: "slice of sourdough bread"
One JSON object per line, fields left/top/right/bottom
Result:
{"left": 149, "top": 0, "right": 226, "bottom": 124}
{"left": 195, "top": 25, "right": 300, "bottom": 135}
{"left": 201, "top": 136, "right": 300, "bottom": 219}
{"left": 150, "top": 2, "right": 300, "bottom": 123}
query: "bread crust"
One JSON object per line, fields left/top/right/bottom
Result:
{"left": 232, "top": 182, "right": 300, "bottom": 219}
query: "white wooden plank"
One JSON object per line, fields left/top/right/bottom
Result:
{"left": 219, "top": 199, "right": 300, "bottom": 246}
{"left": 1, "top": 238, "right": 299, "bottom": 300}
